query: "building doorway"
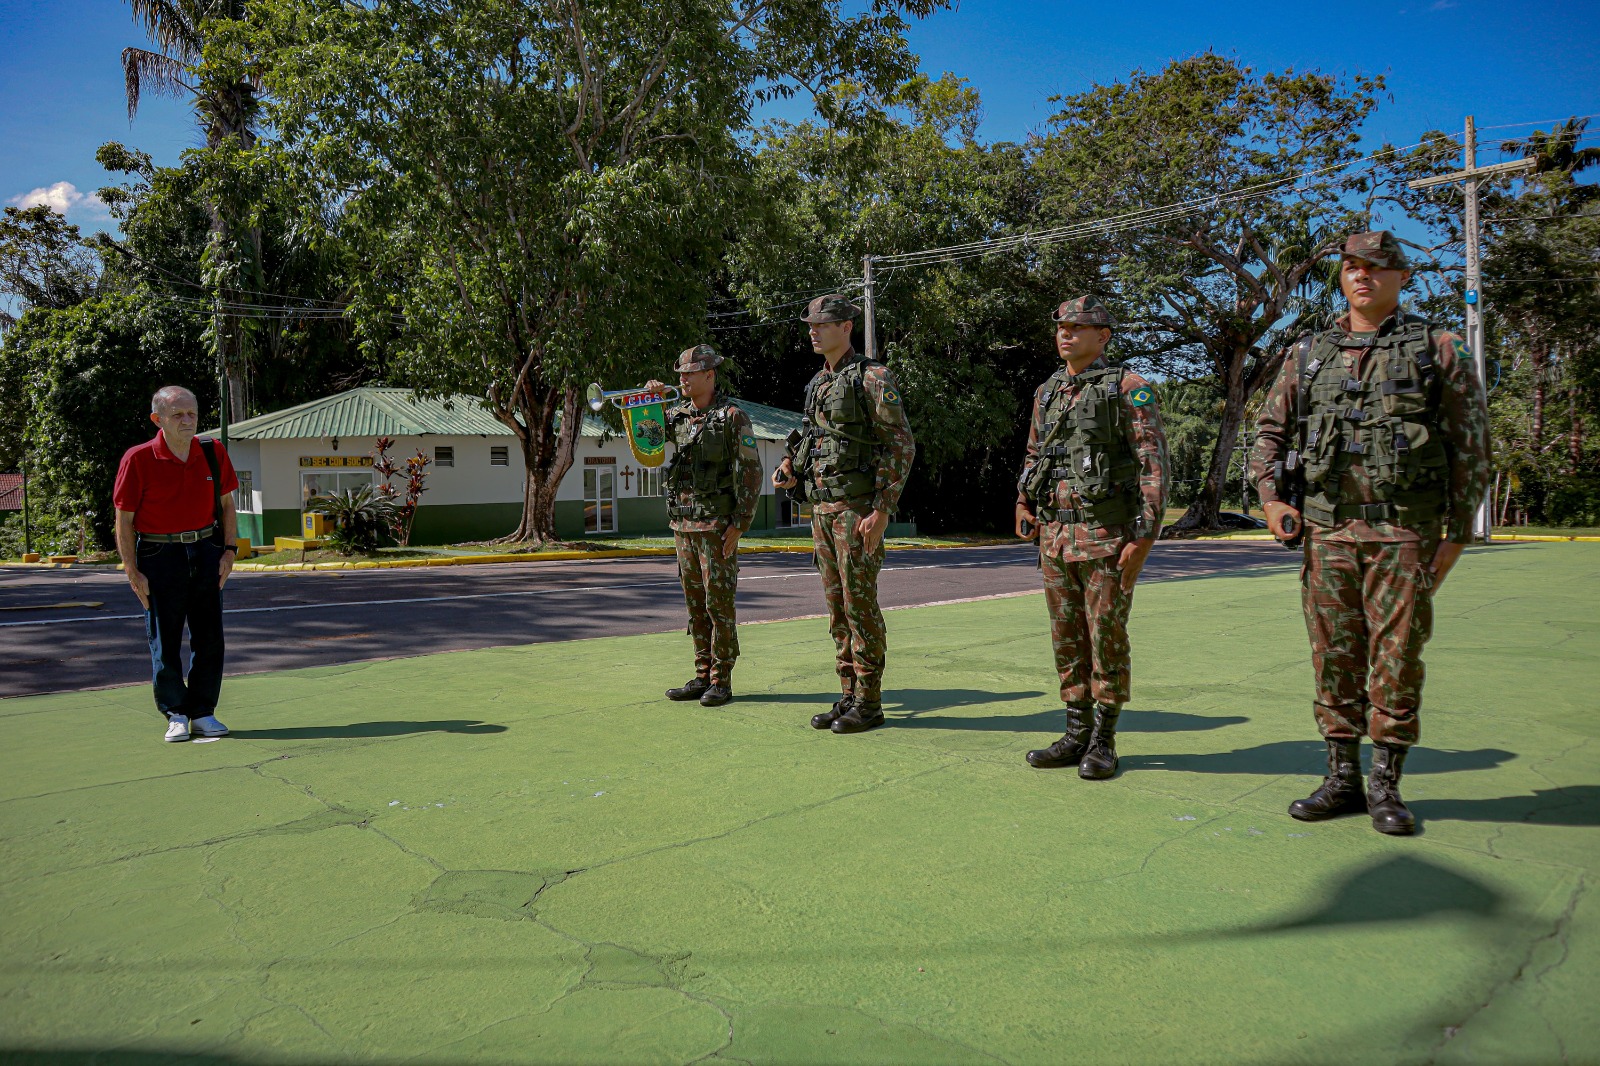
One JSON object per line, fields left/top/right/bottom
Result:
{"left": 583, "top": 465, "right": 617, "bottom": 534}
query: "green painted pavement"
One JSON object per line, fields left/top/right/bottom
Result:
{"left": 1, "top": 544, "right": 1596, "bottom": 1065}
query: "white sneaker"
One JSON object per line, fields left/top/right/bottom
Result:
{"left": 192, "top": 715, "right": 230, "bottom": 738}
{"left": 164, "top": 715, "right": 191, "bottom": 742}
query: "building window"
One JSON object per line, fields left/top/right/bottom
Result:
{"left": 435, "top": 446, "right": 454, "bottom": 467}
{"left": 234, "top": 471, "right": 255, "bottom": 513}
{"left": 583, "top": 467, "right": 617, "bottom": 534}
{"left": 302, "top": 469, "right": 374, "bottom": 508}
{"left": 490, "top": 446, "right": 509, "bottom": 467}
{"left": 638, "top": 467, "right": 664, "bottom": 497}
{"left": 779, "top": 494, "right": 809, "bottom": 528}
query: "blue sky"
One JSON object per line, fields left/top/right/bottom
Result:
{"left": 2, "top": 0, "right": 1597, "bottom": 237}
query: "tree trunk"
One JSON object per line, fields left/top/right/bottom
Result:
{"left": 1531, "top": 336, "right": 1548, "bottom": 452}
{"left": 1571, "top": 387, "right": 1585, "bottom": 477}
{"left": 501, "top": 384, "right": 582, "bottom": 544}
{"left": 1167, "top": 352, "right": 1249, "bottom": 534}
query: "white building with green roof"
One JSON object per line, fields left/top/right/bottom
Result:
{"left": 212, "top": 387, "right": 809, "bottom": 545}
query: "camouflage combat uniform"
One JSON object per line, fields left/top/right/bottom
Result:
{"left": 1251, "top": 231, "right": 1491, "bottom": 831}
{"left": 666, "top": 348, "right": 763, "bottom": 688}
{"left": 1018, "top": 296, "right": 1169, "bottom": 777}
{"left": 1021, "top": 364, "right": 1169, "bottom": 703}
{"left": 794, "top": 297, "right": 916, "bottom": 713}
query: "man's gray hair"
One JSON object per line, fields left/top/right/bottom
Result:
{"left": 151, "top": 386, "right": 197, "bottom": 415}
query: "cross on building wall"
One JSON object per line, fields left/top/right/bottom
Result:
{"left": 620, "top": 465, "right": 634, "bottom": 492}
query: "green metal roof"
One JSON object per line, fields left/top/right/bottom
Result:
{"left": 211, "top": 387, "right": 802, "bottom": 442}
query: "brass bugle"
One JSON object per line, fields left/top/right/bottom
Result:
{"left": 586, "top": 382, "right": 680, "bottom": 413}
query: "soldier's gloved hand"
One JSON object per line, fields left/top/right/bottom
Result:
{"left": 1117, "top": 537, "right": 1154, "bottom": 592}
{"left": 1263, "top": 500, "right": 1301, "bottom": 542}
{"left": 772, "top": 456, "right": 797, "bottom": 490}
{"left": 1015, "top": 503, "right": 1038, "bottom": 542}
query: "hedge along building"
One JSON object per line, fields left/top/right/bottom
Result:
{"left": 211, "top": 387, "right": 812, "bottom": 545}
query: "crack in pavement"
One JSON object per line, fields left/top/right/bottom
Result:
{"left": 1427, "top": 874, "right": 1587, "bottom": 1064}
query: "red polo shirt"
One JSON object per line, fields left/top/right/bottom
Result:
{"left": 113, "top": 433, "right": 239, "bottom": 534}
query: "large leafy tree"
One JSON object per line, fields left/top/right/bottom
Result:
{"left": 0, "top": 207, "right": 101, "bottom": 327}
{"left": 252, "top": 0, "right": 945, "bottom": 543}
{"left": 1031, "top": 54, "right": 1388, "bottom": 532}
{"left": 723, "top": 75, "right": 1074, "bottom": 530}
{"left": 0, "top": 294, "right": 214, "bottom": 552}
{"left": 120, "top": 0, "right": 264, "bottom": 422}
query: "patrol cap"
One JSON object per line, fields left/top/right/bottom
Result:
{"left": 1051, "top": 294, "right": 1114, "bottom": 327}
{"left": 673, "top": 344, "right": 723, "bottom": 373}
{"left": 800, "top": 293, "right": 861, "bottom": 324}
{"left": 1333, "top": 230, "right": 1410, "bottom": 270}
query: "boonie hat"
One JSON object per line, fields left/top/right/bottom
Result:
{"left": 1333, "top": 230, "right": 1410, "bottom": 270}
{"left": 800, "top": 293, "right": 861, "bottom": 324}
{"left": 1051, "top": 294, "right": 1114, "bottom": 327}
{"left": 673, "top": 344, "right": 723, "bottom": 373}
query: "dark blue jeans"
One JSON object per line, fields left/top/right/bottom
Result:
{"left": 138, "top": 538, "right": 226, "bottom": 719}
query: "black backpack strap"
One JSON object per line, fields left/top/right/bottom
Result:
{"left": 199, "top": 438, "right": 223, "bottom": 526}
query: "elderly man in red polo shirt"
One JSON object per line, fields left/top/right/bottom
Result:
{"left": 113, "top": 386, "right": 240, "bottom": 742}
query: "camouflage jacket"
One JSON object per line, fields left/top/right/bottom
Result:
{"left": 666, "top": 392, "right": 764, "bottom": 534}
{"left": 1250, "top": 311, "right": 1491, "bottom": 544}
{"left": 804, "top": 348, "right": 917, "bottom": 516}
{"left": 1018, "top": 357, "right": 1170, "bottom": 562}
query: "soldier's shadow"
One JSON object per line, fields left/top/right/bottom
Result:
{"left": 1122, "top": 740, "right": 1515, "bottom": 777}
{"left": 741, "top": 690, "right": 1043, "bottom": 717}
{"left": 894, "top": 706, "right": 1248, "bottom": 734}
{"left": 1411, "top": 785, "right": 1600, "bottom": 826}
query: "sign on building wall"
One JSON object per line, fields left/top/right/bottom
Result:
{"left": 299, "top": 456, "right": 374, "bottom": 468}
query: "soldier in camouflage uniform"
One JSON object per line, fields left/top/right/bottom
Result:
{"left": 773, "top": 294, "right": 916, "bottom": 734}
{"left": 1016, "top": 296, "right": 1170, "bottom": 780}
{"left": 1251, "top": 231, "right": 1492, "bottom": 834}
{"left": 653, "top": 344, "right": 763, "bottom": 707}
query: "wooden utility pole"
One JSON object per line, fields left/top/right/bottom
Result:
{"left": 1407, "top": 116, "right": 1535, "bottom": 541}
{"left": 861, "top": 255, "right": 878, "bottom": 362}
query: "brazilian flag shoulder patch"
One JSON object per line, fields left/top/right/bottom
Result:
{"left": 1128, "top": 385, "right": 1156, "bottom": 408}
{"left": 740, "top": 434, "right": 757, "bottom": 449}
{"left": 880, "top": 386, "right": 901, "bottom": 405}
{"left": 1452, "top": 337, "right": 1469, "bottom": 360}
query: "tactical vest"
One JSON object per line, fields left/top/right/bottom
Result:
{"left": 1029, "top": 364, "right": 1140, "bottom": 527}
{"left": 665, "top": 400, "right": 739, "bottom": 520}
{"left": 1299, "top": 315, "right": 1448, "bottom": 527}
{"left": 798, "top": 358, "right": 878, "bottom": 503}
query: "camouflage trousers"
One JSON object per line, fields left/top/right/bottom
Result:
{"left": 675, "top": 530, "right": 740, "bottom": 684}
{"left": 1301, "top": 534, "right": 1436, "bottom": 747}
{"left": 1041, "top": 551, "right": 1133, "bottom": 706}
{"left": 812, "top": 503, "right": 888, "bottom": 703}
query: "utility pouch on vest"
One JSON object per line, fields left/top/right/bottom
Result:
{"left": 1300, "top": 410, "right": 1339, "bottom": 485}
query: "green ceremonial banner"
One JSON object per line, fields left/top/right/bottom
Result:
{"left": 622, "top": 389, "right": 669, "bottom": 468}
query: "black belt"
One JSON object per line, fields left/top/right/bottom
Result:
{"left": 139, "top": 525, "right": 216, "bottom": 544}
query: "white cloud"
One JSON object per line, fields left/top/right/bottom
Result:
{"left": 9, "top": 181, "right": 108, "bottom": 219}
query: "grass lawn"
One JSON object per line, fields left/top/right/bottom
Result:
{"left": 1, "top": 543, "right": 1595, "bottom": 1063}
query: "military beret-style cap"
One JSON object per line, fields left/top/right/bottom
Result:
{"left": 1334, "top": 230, "right": 1411, "bottom": 270}
{"left": 1051, "top": 294, "right": 1115, "bottom": 327}
{"left": 799, "top": 293, "right": 862, "bottom": 324}
{"left": 673, "top": 343, "right": 723, "bottom": 373}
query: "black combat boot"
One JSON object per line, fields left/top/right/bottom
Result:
{"left": 1288, "top": 738, "right": 1366, "bottom": 821}
{"left": 1078, "top": 704, "right": 1121, "bottom": 780}
{"left": 812, "top": 694, "right": 854, "bottom": 730}
{"left": 1026, "top": 705, "right": 1093, "bottom": 768}
{"left": 666, "top": 676, "right": 710, "bottom": 701}
{"left": 1368, "top": 744, "right": 1416, "bottom": 835}
{"left": 831, "top": 699, "right": 885, "bottom": 734}
{"left": 700, "top": 681, "right": 732, "bottom": 707}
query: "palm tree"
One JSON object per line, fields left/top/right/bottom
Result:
{"left": 122, "top": 0, "right": 261, "bottom": 424}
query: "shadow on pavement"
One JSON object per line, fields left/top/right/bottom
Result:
{"left": 738, "top": 689, "right": 1043, "bottom": 713}
{"left": 1230, "top": 855, "right": 1509, "bottom": 937}
{"left": 1123, "top": 740, "right": 1515, "bottom": 776}
{"left": 1, "top": 1053, "right": 255, "bottom": 1065}
{"left": 229, "top": 720, "right": 508, "bottom": 740}
{"left": 895, "top": 706, "right": 1248, "bottom": 734}
{"left": 1412, "top": 785, "right": 1600, "bottom": 827}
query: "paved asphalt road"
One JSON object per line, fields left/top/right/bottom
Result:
{"left": 0, "top": 541, "right": 1292, "bottom": 698}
